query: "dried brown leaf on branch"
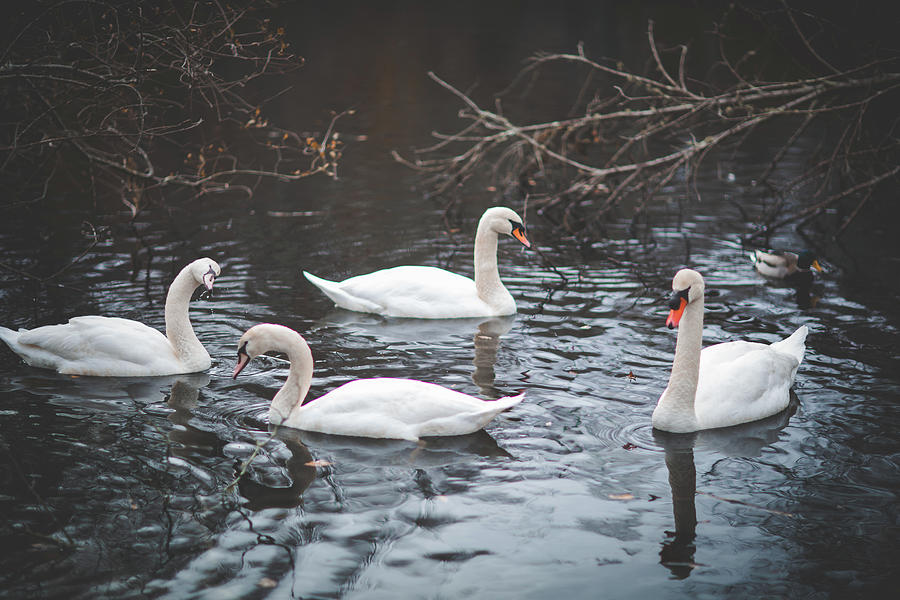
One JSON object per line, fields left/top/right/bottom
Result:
{"left": 395, "top": 3, "right": 900, "bottom": 241}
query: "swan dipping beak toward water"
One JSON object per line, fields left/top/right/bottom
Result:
{"left": 0, "top": 257, "right": 221, "bottom": 376}
{"left": 231, "top": 323, "right": 525, "bottom": 441}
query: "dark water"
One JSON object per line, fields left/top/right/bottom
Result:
{"left": 1, "top": 3, "right": 899, "bottom": 598}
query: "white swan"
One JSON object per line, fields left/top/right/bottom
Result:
{"left": 652, "top": 268, "right": 808, "bottom": 433}
{"left": 0, "top": 258, "right": 220, "bottom": 376}
{"left": 232, "top": 323, "right": 525, "bottom": 441}
{"left": 303, "top": 206, "right": 531, "bottom": 318}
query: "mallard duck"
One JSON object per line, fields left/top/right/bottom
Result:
{"left": 751, "top": 249, "right": 822, "bottom": 279}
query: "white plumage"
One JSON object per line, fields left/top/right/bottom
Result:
{"left": 303, "top": 206, "right": 531, "bottom": 318}
{"left": 652, "top": 268, "right": 808, "bottom": 433}
{"left": 0, "top": 258, "right": 220, "bottom": 376}
{"left": 232, "top": 323, "right": 524, "bottom": 441}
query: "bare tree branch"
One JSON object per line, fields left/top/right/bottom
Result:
{"left": 395, "top": 6, "right": 900, "bottom": 238}
{"left": 0, "top": 1, "right": 345, "bottom": 215}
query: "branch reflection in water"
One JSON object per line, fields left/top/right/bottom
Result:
{"left": 653, "top": 395, "right": 798, "bottom": 579}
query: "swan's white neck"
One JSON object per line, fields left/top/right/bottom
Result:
{"left": 165, "top": 265, "right": 207, "bottom": 366}
{"left": 267, "top": 332, "right": 313, "bottom": 427}
{"left": 473, "top": 220, "right": 513, "bottom": 310}
{"left": 653, "top": 295, "right": 704, "bottom": 432}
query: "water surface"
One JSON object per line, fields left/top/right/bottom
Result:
{"left": 1, "top": 3, "right": 898, "bottom": 598}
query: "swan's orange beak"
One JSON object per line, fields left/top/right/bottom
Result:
{"left": 233, "top": 344, "right": 250, "bottom": 379}
{"left": 232, "top": 354, "right": 250, "bottom": 379}
{"left": 811, "top": 259, "right": 823, "bottom": 272}
{"left": 667, "top": 298, "right": 687, "bottom": 329}
{"left": 511, "top": 225, "right": 531, "bottom": 248}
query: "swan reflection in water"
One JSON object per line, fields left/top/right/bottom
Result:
{"left": 652, "top": 395, "right": 798, "bottom": 579}
{"left": 215, "top": 313, "right": 517, "bottom": 511}
{"left": 316, "top": 312, "right": 516, "bottom": 398}
{"left": 164, "top": 373, "right": 223, "bottom": 460}
{"left": 470, "top": 316, "right": 514, "bottom": 397}
{"left": 223, "top": 425, "right": 513, "bottom": 511}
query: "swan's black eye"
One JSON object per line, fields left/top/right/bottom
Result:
{"left": 667, "top": 287, "right": 690, "bottom": 310}
{"left": 237, "top": 341, "right": 249, "bottom": 358}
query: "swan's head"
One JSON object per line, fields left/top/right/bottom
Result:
{"left": 190, "top": 258, "right": 221, "bottom": 292}
{"left": 480, "top": 206, "right": 531, "bottom": 248}
{"left": 232, "top": 323, "right": 304, "bottom": 379}
{"left": 797, "top": 251, "right": 823, "bottom": 272}
{"left": 667, "top": 269, "right": 704, "bottom": 329}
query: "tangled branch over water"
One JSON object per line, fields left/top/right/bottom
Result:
{"left": 396, "top": 7, "right": 900, "bottom": 240}
{"left": 0, "top": 1, "right": 343, "bottom": 214}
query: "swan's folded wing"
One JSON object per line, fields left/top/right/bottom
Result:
{"left": 695, "top": 344, "right": 799, "bottom": 429}
{"left": 698, "top": 340, "right": 768, "bottom": 370}
{"left": 337, "top": 266, "right": 486, "bottom": 318}
{"left": 16, "top": 316, "right": 177, "bottom": 374}
{"left": 299, "top": 378, "right": 521, "bottom": 439}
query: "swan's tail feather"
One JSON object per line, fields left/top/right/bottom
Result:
{"left": 490, "top": 392, "right": 526, "bottom": 412}
{"left": 468, "top": 392, "right": 525, "bottom": 426}
{"left": 468, "top": 392, "right": 526, "bottom": 432}
{"left": 0, "top": 326, "right": 28, "bottom": 354}
{"left": 0, "top": 326, "right": 55, "bottom": 369}
{"left": 770, "top": 325, "right": 808, "bottom": 365}
{"left": 0, "top": 326, "right": 20, "bottom": 347}
{"left": 302, "top": 270, "right": 382, "bottom": 313}
{"left": 416, "top": 393, "right": 526, "bottom": 439}
{"left": 303, "top": 270, "right": 349, "bottom": 306}
{"left": 302, "top": 270, "right": 338, "bottom": 293}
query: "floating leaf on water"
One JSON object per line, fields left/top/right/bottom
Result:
{"left": 258, "top": 577, "right": 278, "bottom": 588}
{"left": 608, "top": 493, "right": 634, "bottom": 501}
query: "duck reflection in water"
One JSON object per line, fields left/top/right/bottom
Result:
{"left": 652, "top": 396, "right": 797, "bottom": 579}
